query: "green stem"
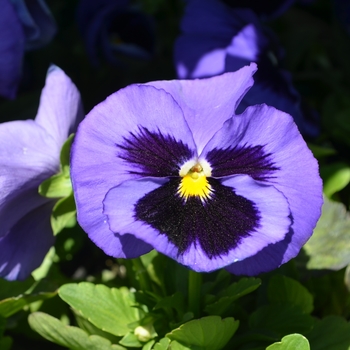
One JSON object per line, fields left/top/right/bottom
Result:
{"left": 132, "top": 257, "right": 152, "bottom": 291}
{"left": 188, "top": 270, "right": 202, "bottom": 318}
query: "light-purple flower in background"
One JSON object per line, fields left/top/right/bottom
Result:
{"left": 174, "top": 0, "right": 319, "bottom": 137}
{"left": 0, "top": 0, "right": 56, "bottom": 99}
{"left": 70, "top": 63, "right": 322, "bottom": 275}
{"left": 0, "top": 66, "right": 83, "bottom": 280}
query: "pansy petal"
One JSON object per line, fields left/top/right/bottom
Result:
{"left": 0, "top": 0, "right": 24, "bottom": 99}
{"left": 71, "top": 84, "right": 195, "bottom": 258}
{"left": 147, "top": 64, "right": 256, "bottom": 153}
{"left": 35, "top": 66, "right": 84, "bottom": 148}
{"left": 0, "top": 203, "right": 54, "bottom": 281}
{"left": 0, "top": 120, "right": 58, "bottom": 237}
{"left": 103, "top": 175, "right": 290, "bottom": 272}
{"left": 202, "top": 104, "right": 323, "bottom": 274}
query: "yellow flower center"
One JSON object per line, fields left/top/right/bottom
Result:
{"left": 178, "top": 161, "right": 212, "bottom": 201}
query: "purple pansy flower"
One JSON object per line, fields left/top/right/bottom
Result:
{"left": 174, "top": 0, "right": 319, "bottom": 137}
{"left": 70, "top": 63, "right": 322, "bottom": 275}
{"left": 0, "top": 66, "right": 83, "bottom": 280}
{"left": 77, "top": 0, "right": 155, "bottom": 67}
{"left": 0, "top": 0, "right": 56, "bottom": 99}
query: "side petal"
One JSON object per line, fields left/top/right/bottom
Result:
{"left": 103, "top": 175, "right": 291, "bottom": 272}
{"left": 147, "top": 64, "right": 257, "bottom": 153}
{"left": 0, "top": 120, "right": 58, "bottom": 237}
{"left": 202, "top": 104, "right": 323, "bottom": 274}
{"left": 71, "top": 84, "right": 195, "bottom": 257}
{"left": 0, "top": 203, "right": 55, "bottom": 281}
{"left": 35, "top": 65, "right": 84, "bottom": 148}
{"left": 0, "top": 0, "right": 24, "bottom": 99}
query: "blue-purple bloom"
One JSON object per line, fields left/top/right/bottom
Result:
{"left": 0, "top": 0, "right": 56, "bottom": 99}
{"left": 174, "top": 0, "right": 319, "bottom": 137}
{"left": 0, "top": 66, "right": 83, "bottom": 280}
{"left": 77, "top": 0, "right": 155, "bottom": 67}
{"left": 71, "top": 63, "right": 322, "bottom": 275}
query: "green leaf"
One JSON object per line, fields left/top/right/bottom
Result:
{"left": 205, "top": 277, "right": 261, "bottom": 316}
{"left": 60, "top": 134, "right": 74, "bottom": 172}
{"left": 0, "top": 336, "right": 12, "bottom": 350}
{"left": 0, "top": 290, "right": 56, "bottom": 318}
{"left": 166, "top": 316, "right": 239, "bottom": 350}
{"left": 320, "top": 162, "right": 350, "bottom": 198}
{"left": 267, "top": 275, "right": 313, "bottom": 314}
{"left": 51, "top": 192, "right": 77, "bottom": 235}
{"left": 169, "top": 340, "right": 191, "bottom": 350}
{"left": 154, "top": 292, "right": 185, "bottom": 316}
{"left": 32, "top": 247, "right": 56, "bottom": 280}
{"left": 0, "top": 276, "right": 35, "bottom": 300}
{"left": 28, "top": 312, "right": 125, "bottom": 350}
{"left": 58, "top": 283, "right": 143, "bottom": 337}
{"left": 119, "top": 332, "right": 143, "bottom": 347}
{"left": 266, "top": 334, "right": 310, "bottom": 350}
{"left": 38, "top": 172, "right": 72, "bottom": 198}
{"left": 306, "top": 316, "right": 350, "bottom": 350}
{"left": 142, "top": 340, "right": 155, "bottom": 350}
{"left": 249, "top": 304, "right": 314, "bottom": 337}
{"left": 303, "top": 196, "right": 350, "bottom": 270}
{"left": 153, "top": 338, "right": 170, "bottom": 350}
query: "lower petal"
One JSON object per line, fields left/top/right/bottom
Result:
{"left": 103, "top": 175, "right": 291, "bottom": 272}
{"left": 0, "top": 203, "right": 55, "bottom": 281}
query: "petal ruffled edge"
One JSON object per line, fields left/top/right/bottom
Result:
{"left": 202, "top": 104, "right": 323, "bottom": 274}
{"left": 35, "top": 65, "right": 84, "bottom": 148}
{"left": 0, "top": 119, "right": 59, "bottom": 237}
{"left": 147, "top": 63, "right": 257, "bottom": 154}
{"left": 103, "top": 175, "right": 291, "bottom": 272}
{"left": 71, "top": 84, "right": 196, "bottom": 258}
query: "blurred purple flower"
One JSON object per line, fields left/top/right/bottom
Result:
{"left": 77, "top": 0, "right": 155, "bottom": 67}
{"left": 174, "top": 0, "right": 319, "bottom": 137}
{"left": 221, "top": 0, "right": 295, "bottom": 20}
{"left": 0, "top": 66, "right": 84, "bottom": 280}
{"left": 0, "top": 0, "right": 56, "bottom": 99}
{"left": 70, "top": 64, "right": 322, "bottom": 275}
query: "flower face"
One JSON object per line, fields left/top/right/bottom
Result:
{"left": 174, "top": 0, "right": 319, "bottom": 137}
{"left": 71, "top": 64, "right": 322, "bottom": 275}
{"left": 0, "top": 66, "right": 83, "bottom": 280}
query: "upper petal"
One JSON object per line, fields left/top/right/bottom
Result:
{"left": 71, "top": 84, "right": 195, "bottom": 257}
{"left": 0, "top": 120, "right": 58, "bottom": 237}
{"left": 147, "top": 64, "right": 257, "bottom": 153}
{"left": 202, "top": 104, "right": 323, "bottom": 274}
{"left": 35, "top": 66, "right": 84, "bottom": 148}
{"left": 0, "top": 0, "right": 24, "bottom": 99}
